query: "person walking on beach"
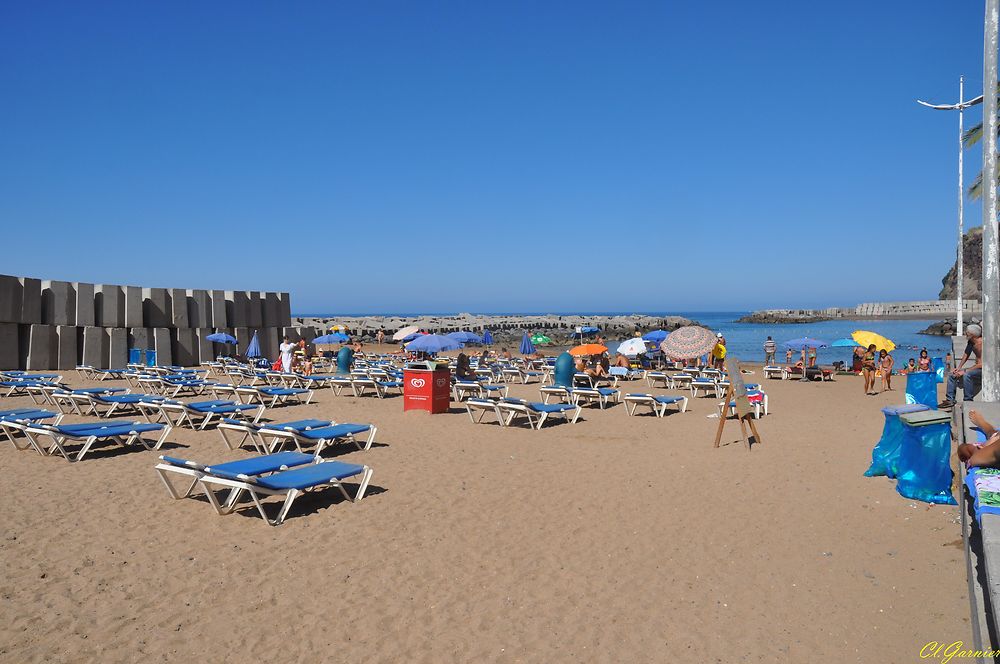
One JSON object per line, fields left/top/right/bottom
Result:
{"left": 917, "top": 348, "right": 932, "bottom": 372}
{"left": 711, "top": 334, "right": 727, "bottom": 370}
{"left": 861, "top": 344, "right": 878, "bottom": 395}
{"left": 807, "top": 347, "right": 817, "bottom": 367}
{"left": 785, "top": 348, "right": 793, "bottom": 364}
{"left": 376, "top": 328, "right": 385, "bottom": 345}
{"left": 763, "top": 336, "right": 777, "bottom": 366}
{"left": 279, "top": 336, "right": 295, "bottom": 373}
{"left": 940, "top": 323, "right": 984, "bottom": 408}
{"left": 879, "top": 349, "right": 894, "bottom": 391}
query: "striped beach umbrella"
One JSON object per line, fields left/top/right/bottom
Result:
{"left": 659, "top": 326, "right": 716, "bottom": 360}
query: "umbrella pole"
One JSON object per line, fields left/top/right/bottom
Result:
{"left": 800, "top": 349, "right": 809, "bottom": 382}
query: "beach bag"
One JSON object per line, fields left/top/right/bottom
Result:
{"left": 271, "top": 359, "right": 282, "bottom": 371}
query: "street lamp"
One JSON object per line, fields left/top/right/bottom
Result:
{"left": 917, "top": 78, "right": 983, "bottom": 336}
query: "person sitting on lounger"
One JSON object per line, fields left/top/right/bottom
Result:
{"left": 958, "top": 410, "right": 1000, "bottom": 468}
{"left": 614, "top": 353, "right": 630, "bottom": 368}
{"left": 456, "top": 353, "right": 476, "bottom": 381}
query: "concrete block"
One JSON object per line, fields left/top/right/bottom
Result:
{"left": 95, "top": 284, "right": 125, "bottom": 327}
{"left": 128, "top": 328, "right": 152, "bottom": 355}
{"left": 41, "top": 280, "right": 76, "bottom": 326}
{"left": 235, "top": 327, "right": 252, "bottom": 356}
{"left": 277, "top": 292, "right": 292, "bottom": 326}
{"left": 226, "top": 291, "right": 248, "bottom": 328}
{"left": 27, "top": 324, "right": 58, "bottom": 370}
{"left": 55, "top": 325, "right": 78, "bottom": 370}
{"left": 107, "top": 328, "right": 128, "bottom": 368}
{"left": 282, "top": 327, "right": 300, "bottom": 342}
{"left": 17, "top": 324, "right": 30, "bottom": 369}
{"left": 171, "top": 328, "right": 197, "bottom": 367}
{"left": 262, "top": 292, "right": 280, "bottom": 327}
{"left": 259, "top": 327, "right": 280, "bottom": 360}
{"left": 246, "top": 292, "right": 263, "bottom": 328}
{"left": 195, "top": 328, "right": 214, "bottom": 364}
{"left": 296, "top": 326, "right": 317, "bottom": 344}
{"left": 19, "top": 278, "right": 41, "bottom": 324}
{"left": 169, "top": 288, "right": 189, "bottom": 328}
{"left": 153, "top": 328, "right": 172, "bottom": 366}
{"left": 0, "top": 323, "right": 19, "bottom": 369}
{"left": 81, "top": 326, "right": 109, "bottom": 368}
{"left": 143, "top": 288, "right": 171, "bottom": 328}
{"left": 188, "top": 289, "right": 211, "bottom": 328}
{"left": 0, "top": 275, "right": 23, "bottom": 323}
{"left": 74, "top": 282, "right": 95, "bottom": 327}
{"left": 210, "top": 290, "right": 227, "bottom": 328}
{"left": 124, "top": 286, "right": 143, "bottom": 327}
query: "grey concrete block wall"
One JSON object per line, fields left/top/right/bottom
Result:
{"left": 27, "top": 324, "right": 58, "bottom": 370}
{"left": 95, "top": 284, "right": 125, "bottom": 328}
{"left": 210, "top": 290, "right": 227, "bottom": 328}
{"left": 195, "top": 328, "right": 214, "bottom": 363}
{"left": 124, "top": 286, "right": 143, "bottom": 327}
{"left": 41, "top": 280, "right": 76, "bottom": 326}
{"left": 278, "top": 292, "right": 291, "bottom": 326}
{"left": 263, "top": 292, "right": 280, "bottom": 327}
{"left": 128, "top": 327, "right": 152, "bottom": 354}
{"left": 143, "top": 288, "right": 171, "bottom": 328}
{"left": 0, "top": 323, "right": 18, "bottom": 369}
{"left": 169, "top": 289, "right": 189, "bottom": 328}
{"left": 55, "top": 325, "right": 78, "bottom": 370}
{"left": 107, "top": 328, "right": 128, "bottom": 368}
{"left": 281, "top": 327, "right": 299, "bottom": 342}
{"left": 235, "top": 327, "right": 252, "bottom": 356}
{"left": 74, "top": 282, "right": 95, "bottom": 327}
{"left": 226, "top": 291, "right": 249, "bottom": 328}
{"left": 188, "top": 290, "right": 210, "bottom": 329}
{"left": 20, "top": 278, "right": 41, "bottom": 324}
{"left": 171, "top": 328, "right": 197, "bottom": 367}
{"left": 0, "top": 275, "right": 23, "bottom": 323}
{"left": 153, "top": 328, "right": 172, "bottom": 366}
{"left": 261, "top": 327, "right": 280, "bottom": 360}
{"left": 246, "top": 291, "right": 263, "bottom": 328}
{"left": 81, "top": 326, "right": 109, "bottom": 368}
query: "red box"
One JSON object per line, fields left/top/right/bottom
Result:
{"left": 403, "top": 367, "right": 451, "bottom": 413}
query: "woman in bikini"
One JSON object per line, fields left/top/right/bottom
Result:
{"left": 917, "top": 348, "right": 932, "bottom": 372}
{"left": 862, "top": 344, "right": 878, "bottom": 395}
{"left": 879, "top": 349, "right": 894, "bottom": 392}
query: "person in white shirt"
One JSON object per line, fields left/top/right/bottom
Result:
{"left": 279, "top": 336, "right": 295, "bottom": 373}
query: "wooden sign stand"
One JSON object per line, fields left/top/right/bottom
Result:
{"left": 713, "top": 357, "right": 762, "bottom": 450}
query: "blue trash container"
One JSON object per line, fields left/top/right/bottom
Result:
{"left": 932, "top": 357, "right": 945, "bottom": 383}
{"left": 864, "top": 404, "right": 930, "bottom": 478}
{"left": 895, "top": 410, "right": 956, "bottom": 505}
{"left": 905, "top": 371, "right": 937, "bottom": 409}
{"left": 128, "top": 348, "right": 142, "bottom": 365}
{"left": 146, "top": 348, "right": 156, "bottom": 367}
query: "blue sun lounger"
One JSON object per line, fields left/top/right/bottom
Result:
{"left": 623, "top": 394, "right": 688, "bottom": 417}
{"left": 260, "top": 422, "right": 378, "bottom": 454}
{"left": 155, "top": 450, "right": 316, "bottom": 505}
{"left": 16, "top": 420, "right": 171, "bottom": 461}
{"left": 497, "top": 398, "right": 581, "bottom": 429}
{"left": 0, "top": 409, "right": 64, "bottom": 449}
{"left": 139, "top": 399, "right": 264, "bottom": 430}
{"left": 216, "top": 418, "right": 332, "bottom": 453}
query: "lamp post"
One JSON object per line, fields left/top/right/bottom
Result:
{"left": 983, "top": 0, "right": 1000, "bottom": 401}
{"left": 918, "top": 79, "right": 984, "bottom": 336}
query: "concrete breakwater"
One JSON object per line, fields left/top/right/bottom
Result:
{"left": 295, "top": 313, "right": 696, "bottom": 345}
{"left": 0, "top": 274, "right": 293, "bottom": 370}
{"left": 738, "top": 299, "right": 982, "bottom": 324}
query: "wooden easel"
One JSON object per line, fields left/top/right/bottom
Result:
{"left": 713, "top": 357, "right": 762, "bottom": 450}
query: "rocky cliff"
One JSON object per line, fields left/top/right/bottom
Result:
{"left": 940, "top": 226, "right": 983, "bottom": 300}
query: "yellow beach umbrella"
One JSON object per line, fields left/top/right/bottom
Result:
{"left": 852, "top": 330, "right": 895, "bottom": 352}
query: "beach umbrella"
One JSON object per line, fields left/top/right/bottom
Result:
{"left": 616, "top": 338, "right": 648, "bottom": 356}
{"left": 447, "top": 331, "right": 482, "bottom": 344}
{"left": 482, "top": 329, "right": 494, "bottom": 345}
{"left": 314, "top": 332, "right": 349, "bottom": 344}
{"left": 530, "top": 334, "right": 552, "bottom": 345}
{"left": 852, "top": 330, "right": 896, "bottom": 352}
{"left": 783, "top": 337, "right": 830, "bottom": 350}
{"left": 393, "top": 325, "right": 420, "bottom": 341}
{"left": 659, "top": 326, "right": 716, "bottom": 360}
{"left": 246, "top": 331, "right": 262, "bottom": 359}
{"left": 519, "top": 333, "right": 536, "bottom": 355}
{"left": 401, "top": 332, "right": 423, "bottom": 342}
{"left": 206, "top": 332, "right": 237, "bottom": 344}
{"left": 569, "top": 343, "right": 609, "bottom": 356}
{"left": 642, "top": 329, "right": 668, "bottom": 343}
{"left": 405, "top": 334, "right": 461, "bottom": 354}
{"left": 831, "top": 338, "right": 860, "bottom": 347}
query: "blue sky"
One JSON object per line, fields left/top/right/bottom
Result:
{"left": 0, "top": 1, "right": 989, "bottom": 313}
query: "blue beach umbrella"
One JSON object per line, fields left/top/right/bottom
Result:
{"left": 482, "top": 329, "right": 494, "bottom": 345}
{"left": 447, "top": 331, "right": 482, "bottom": 344}
{"left": 246, "top": 331, "right": 262, "bottom": 359}
{"left": 314, "top": 332, "right": 350, "bottom": 344}
{"left": 642, "top": 329, "right": 668, "bottom": 343}
{"left": 206, "top": 332, "right": 237, "bottom": 344}
{"left": 783, "top": 337, "right": 830, "bottom": 351}
{"left": 831, "top": 338, "right": 860, "bottom": 348}
{"left": 402, "top": 332, "right": 422, "bottom": 342}
{"left": 406, "top": 334, "right": 462, "bottom": 354}
{"left": 519, "top": 332, "right": 536, "bottom": 355}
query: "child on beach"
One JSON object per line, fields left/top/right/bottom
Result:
{"left": 917, "top": 349, "right": 932, "bottom": 372}
{"left": 862, "top": 344, "right": 878, "bottom": 395}
{"left": 879, "top": 349, "right": 894, "bottom": 391}
{"left": 785, "top": 348, "right": 793, "bottom": 364}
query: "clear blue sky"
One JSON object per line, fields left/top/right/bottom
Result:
{"left": 0, "top": 1, "right": 988, "bottom": 313}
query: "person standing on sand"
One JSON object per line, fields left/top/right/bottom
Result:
{"left": 763, "top": 336, "right": 777, "bottom": 366}
{"left": 376, "top": 328, "right": 385, "bottom": 345}
{"left": 879, "top": 349, "right": 894, "bottom": 391}
{"left": 785, "top": 348, "right": 793, "bottom": 364}
{"left": 861, "top": 344, "right": 878, "bottom": 395}
{"left": 279, "top": 336, "right": 295, "bottom": 373}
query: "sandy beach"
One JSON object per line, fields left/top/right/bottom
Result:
{"left": 0, "top": 353, "right": 966, "bottom": 663}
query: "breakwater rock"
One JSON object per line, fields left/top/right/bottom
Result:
{"left": 294, "top": 313, "right": 698, "bottom": 345}
{"left": 918, "top": 320, "right": 958, "bottom": 336}
{"left": 736, "top": 310, "right": 833, "bottom": 324}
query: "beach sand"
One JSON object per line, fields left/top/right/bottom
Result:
{"left": 0, "top": 357, "right": 967, "bottom": 662}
